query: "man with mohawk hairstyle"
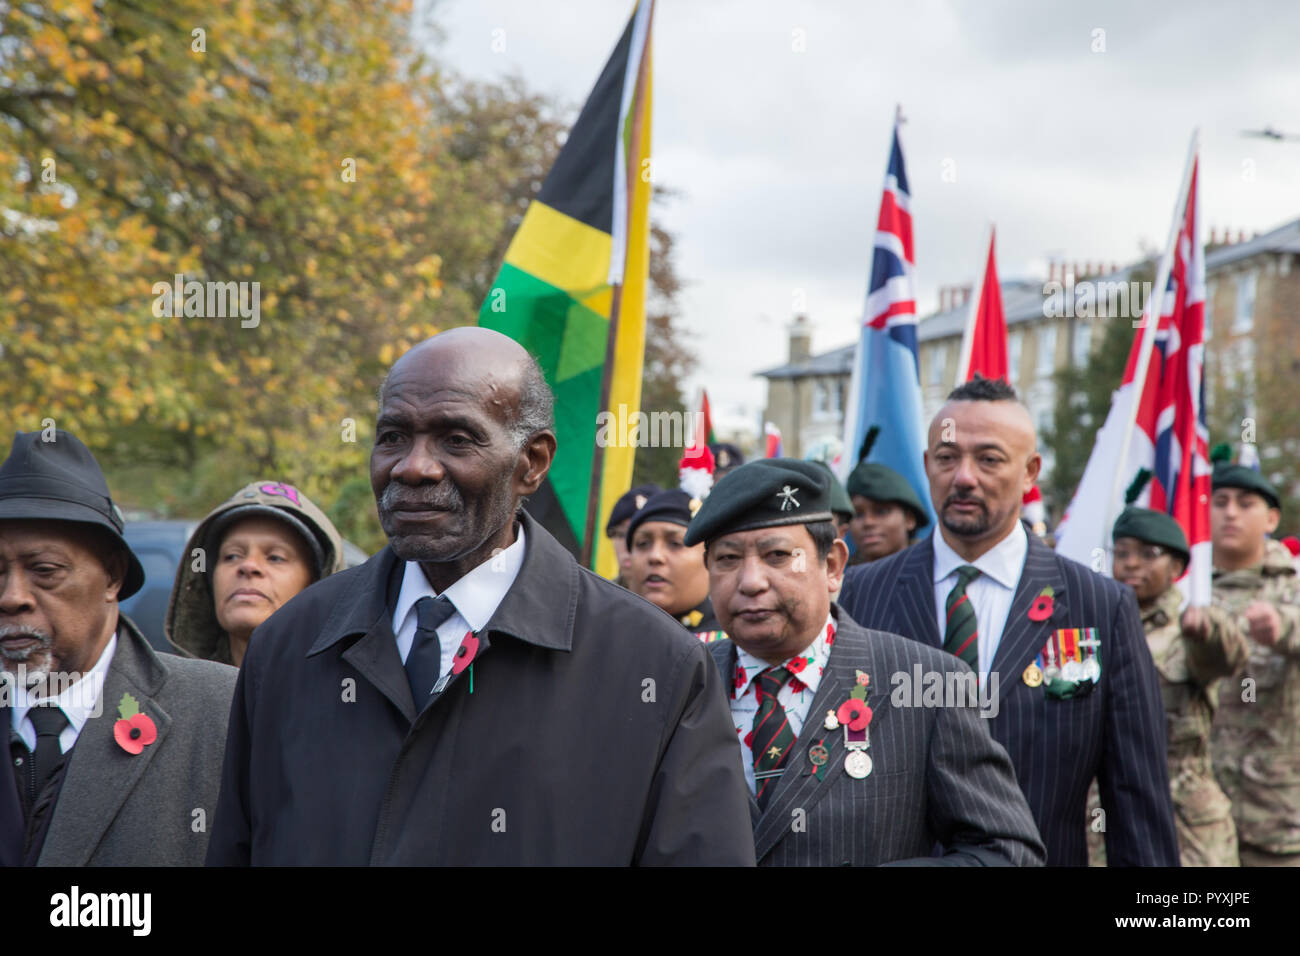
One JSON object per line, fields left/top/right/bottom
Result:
{"left": 1088, "top": 468, "right": 1248, "bottom": 866}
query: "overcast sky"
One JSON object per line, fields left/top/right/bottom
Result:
{"left": 429, "top": 0, "right": 1300, "bottom": 438}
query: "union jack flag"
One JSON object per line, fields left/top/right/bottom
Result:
{"left": 1132, "top": 157, "right": 1211, "bottom": 604}
{"left": 1057, "top": 145, "right": 1210, "bottom": 605}
{"left": 864, "top": 117, "right": 918, "bottom": 353}
{"left": 839, "top": 109, "right": 934, "bottom": 532}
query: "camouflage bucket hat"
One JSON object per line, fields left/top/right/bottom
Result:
{"left": 164, "top": 480, "right": 346, "bottom": 663}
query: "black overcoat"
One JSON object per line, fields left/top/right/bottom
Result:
{"left": 206, "top": 510, "right": 756, "bottom": 865}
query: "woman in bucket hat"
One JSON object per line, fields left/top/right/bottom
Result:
{"left": 166, "top": 481, "right": 346, "bottom": 667}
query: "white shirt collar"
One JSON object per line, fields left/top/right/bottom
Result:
{"left": 933, "top": 520, "right": 1027, "bottom": 591}
{"left": 10, "top": 632, "right": 117, "bottom": 739}
{"left": 393, "top": 524, "right": 527, "bottom": 636}
{"left": 733, "top": 614, "right": 835, "bottom": 700}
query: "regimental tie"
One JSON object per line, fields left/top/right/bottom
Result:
{"left": 943, "top": 564, "right": 982, "bottom": 670}
{"left": 405, "top": 595, "right": 457, "bottom": 709}
{"left": 751, "top": 666, "right": 797, "bottom": 809}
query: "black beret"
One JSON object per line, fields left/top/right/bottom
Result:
{"left": 710, "top": 442, "right": 745, "bottom": 473}
{"left": 626, "top": 489, "right": 700, "bottom": 546}
{"left": 811, "top": 460, "right": 853, "bottom": 518}
{"left": 684, "top": 458, "right": 832, "bottom": 546}
{"left": 1212, "top": 463, "right": 1280, "bottom": 510}
{"left": 605, "top": 483, "right": 662, "bottom": 534}
{"left": 845, "top": 461, "right": 930, "bottom": 528}
{"left": 1112, "top": 506, "right": 1189, "bottom": 561}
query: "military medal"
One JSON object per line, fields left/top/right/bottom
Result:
{"left": 1079, "top": 631, "right": 1102, "bottom": 682}
{"left": 1022, "top": 663, "right": 1043, "bottom": 687}
{"left": 808, "top": 743, "right": 829, "bottom": 768}
{"left": 1042, "top": 637, "right": 1061, "bottom": 681}
{"left": 844, "top": 748, "right": 873, "bottom": 779}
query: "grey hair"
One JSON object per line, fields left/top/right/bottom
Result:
{"left": 510, "top": 352, "right": 554, "bottom": 450}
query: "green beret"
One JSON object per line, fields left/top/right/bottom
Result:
{"left": 1112, "top": 506, "right": 1189, "bottom": 561}
{"left": 1212, "top": 463, "right": 1280, "bottom": 510}
{"left": 845, "top": 461, "right": 930, "bottom": 529}
{"left": 684, "top": 458, "right": 832, "bottom": 546}
{"left": 811, "top": 460, "right": 853, "bottom": 518}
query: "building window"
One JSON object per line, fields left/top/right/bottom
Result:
{"left": 929, "top": 345, "right": 947, "bottom": 387}
{"left": 1007, "top": 331, "right": 1023, "bottom": 385}
{"left": 1037, "top": 325, "right": 1057, "bottom": 377}
{"left": 1233, "top": 271, "right": 1256, "bottom": 334}
{"left": 812, "top": 380, "right": 829, "bottom": 416}
{"left": 1072, "top": 321, "right": 1092, "bottom": 366}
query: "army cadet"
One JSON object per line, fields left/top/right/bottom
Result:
{"left": 1088, "top": 482, "right": 1247, "bottom": 867}
{"left": 1209, "top": 451, "right": 1300, "bottom": 867}
{"left": 845, "top": 428, "right": 929, "bottom": 565}
{"left": 604, "top": 483, "right": 661, "bottom": 587}
{"left": 626, "top": 489, "right": 724, "bottom": 641}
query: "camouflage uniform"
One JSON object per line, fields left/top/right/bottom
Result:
{"left": 1087, "top": 586, "right": 1246, "bottom": 866}
{"left": 1212, "top": 539, "right": 1300, "bottom": 866}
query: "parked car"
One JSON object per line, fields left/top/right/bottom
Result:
{"left": 120, "top": 519, "right": 370, "bottom": 654}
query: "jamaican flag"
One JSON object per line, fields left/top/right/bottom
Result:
{"left": 480, "top": 0, "right": 654, "bottom": 577}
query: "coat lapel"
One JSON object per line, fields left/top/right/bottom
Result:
{"left": 892, "top": 537, "right": 941, "bottom": 647}
{"left": 752, "top": 618, "right": 889, "bottom": 862}
{"left": 40, "top": 623, "right": 171, "bottom": 866}
{"left": 988, "top": 534, "right": 1069, "bottom": 708}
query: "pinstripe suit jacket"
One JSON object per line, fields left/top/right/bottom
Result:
{"left": 838, "top": 532, "right": 1180, "bottom": 866}
{"left": 707, "top": 610, "right": 1046, "bottom": 866}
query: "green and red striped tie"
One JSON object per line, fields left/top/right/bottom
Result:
{"left": 944, "top": 564, "right": 982, "bottom": 669}
{"left": 751, "top": 666, "right": 796, "bottom": 808}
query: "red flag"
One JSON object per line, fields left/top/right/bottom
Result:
{"left": 957, "top": 228, "right": 1008, "bottom": 383}
{"left": 691, "top": 389, "right": 715, "bottom": 451}
{"left": 764, "top": 422, "right": 783, "bottom": 458}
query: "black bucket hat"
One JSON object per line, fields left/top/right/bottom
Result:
{"left": 0, "top": 429, "right": 146, "bottom": 599}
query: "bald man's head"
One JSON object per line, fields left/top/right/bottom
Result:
{"left": 379, "top": 327, "right": 553, "bottom": 449}
{"left": 924, "top": 376, "right": 1041, "bottom": 558}
{"left": 369, "top": 327, "right": 556, "bottom": 576}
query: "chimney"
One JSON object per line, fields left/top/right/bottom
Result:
{"left": 939, "top": 287, "right": 948, "bottom": 311}
{"left": 1210, "top": 226, "right": 1218, "bottom": 245}
{"left": 961, "top": 283, "right": 973, "bottom": 307}
{"left": 1238, "top": 229, "right": 1247, "bottom": 244}
{"left": 1048, "top": 260, "right": 1056, "bottom": 283}
{"left": 788, "top": 314, "right": 812, "bottom": 363}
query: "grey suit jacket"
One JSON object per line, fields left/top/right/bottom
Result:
{"left": 36, "top": 616, "right": 237, "bottom": 866}
{"left": 708, "top": 609, "right": 1046, "bottom": 866}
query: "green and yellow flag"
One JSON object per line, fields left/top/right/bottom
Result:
{"left": 480, "top": 0, "right": 654, "bottom": 577}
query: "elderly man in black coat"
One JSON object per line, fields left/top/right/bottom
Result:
{"left": 207, "top": 328, "right": 755, "bottom": 865}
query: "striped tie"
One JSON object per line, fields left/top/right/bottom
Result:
{"left": 943, "top": 564, "right": 982, "bottom": 669}
{"left": 751, "top": 666, "right": 796, "bottom": 809}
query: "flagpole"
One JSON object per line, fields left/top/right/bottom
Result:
{"left": 1103, "top": 129, "right": 1200, "bottom": 540}
{"left": 955, "top": 223, "right": 993, "bottom": 386}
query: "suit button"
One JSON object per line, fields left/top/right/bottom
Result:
{"left": 13, "top": 757, "right": 22, "bottom": 767}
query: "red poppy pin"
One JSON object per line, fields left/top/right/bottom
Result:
{"left": 835, "top": 671, "right": 873, "bottom": 731}
{"left": 113, "top": 692, "right": 157, "bottom": 755}
{"left": 451, "top": 631, "right": 479, "bottom": 675}
{"left": 1027, "top": 586, "right": 1055, "bottom": 623}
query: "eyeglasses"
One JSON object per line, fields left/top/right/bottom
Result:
{"left": 1111, "top": 544, "right": 1169, "bottom": 562}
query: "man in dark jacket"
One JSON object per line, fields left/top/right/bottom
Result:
{"left": 207, "top": 328, "right": 756, "bottom": 865}
{"left": 837, "top": 377, "right": 1178, "bottom": 866}
{"left": 685, "top": 458, "right": 1045, "bottom": 866}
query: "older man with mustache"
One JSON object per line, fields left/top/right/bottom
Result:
{"left": 837, "top": 376, "right": 1178, "bottom": 866}
{"left": 207, "top": 327, "right": 755, "bottom": 865}
{"left": 0, "top": 430, "right": 235, "bottom": 866}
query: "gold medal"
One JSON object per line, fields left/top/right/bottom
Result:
{"left": 1022, "top": 663, "right": 1043, "bottom": 688}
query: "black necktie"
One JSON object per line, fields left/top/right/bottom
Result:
{"left": 405, "top": 595, "right": 457, "bottom": 709}
{"left": 26, "top": 705, "right": 69, "bottom": 811}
